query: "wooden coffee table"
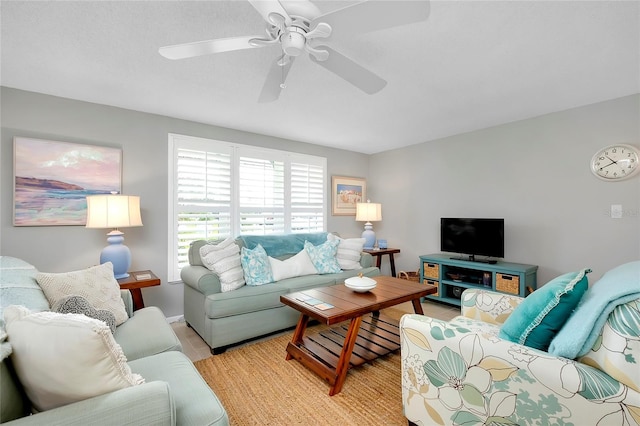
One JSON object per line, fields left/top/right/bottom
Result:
{"left": 280, "top": 276, "right": 437, "bottom": 395}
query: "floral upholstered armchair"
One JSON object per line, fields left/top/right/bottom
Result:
{"left": 400, "top": 279, "right": 640, "bottom": 426}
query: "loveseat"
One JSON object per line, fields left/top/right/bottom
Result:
{"left": 181, "top": 232, "right": 380, "bottom": 354}
{"left": 0, "top": 256, "right": 229, "bottom": 426}
{"left": 400, "top": 261, "right": 640, "bottom": 426}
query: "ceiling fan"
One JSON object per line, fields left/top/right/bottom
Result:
{"left": 159, "top": 0, "right": 430, "bottom": 102}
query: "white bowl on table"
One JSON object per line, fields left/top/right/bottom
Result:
{"left": 345, "top": 276, "right": 377, "bottom": 293}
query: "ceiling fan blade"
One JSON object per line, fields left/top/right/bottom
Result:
{"left": 248, "top": 0, "right": 292, "bottom": 27}
{"left": 258, "top": 55, "right": 295, "bottom": 103}
{"left": 309, "top": 46, "right": 386, "bottom": 94}
{"left": 312, "top": 0, "right": 430, "bottom": 41}
{"left": 159, "top": 36, "right": 265, "bottom": 60}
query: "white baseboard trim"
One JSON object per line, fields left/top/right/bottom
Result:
{"left": 166, "top": 315, "right": 184, "bottom": 323}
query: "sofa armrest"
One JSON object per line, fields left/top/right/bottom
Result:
{"left": 120, "top": 290, "right": 134, "bottom": 318}
{"left": 400, "top": 313, "right": 640, "bottom": 426}
{"left": 359, "top": 252, "right": 374, "bottom": 268}
{"left": 3, "top": 381, "right": 175, "bottom": 426}
{"left": 180, "top": 265, "right": 222, "bottom": 296}
{"left": 460, "top": 288, "right": 523, "bottom": 325}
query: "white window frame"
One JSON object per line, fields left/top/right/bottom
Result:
{"left": 167, "top": 133, "right": 327, "bottom": 281}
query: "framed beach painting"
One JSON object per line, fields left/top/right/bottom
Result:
{"left": 13, "top": 137, "right": 122, "bottom": 226}
{"left": 331, "top": 176, "right": 366, "bottom": 216}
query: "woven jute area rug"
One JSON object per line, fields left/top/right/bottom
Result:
{"left": 194, "top": 308, "right": 408, "bottom": 426}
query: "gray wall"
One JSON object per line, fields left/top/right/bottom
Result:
{"left": 369, "top": 94, "right": 640, "bottom": 285}
{"left": 1, "top": 87, "right": 368, "bottom": 317}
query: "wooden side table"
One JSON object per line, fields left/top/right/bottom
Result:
{"left": 363, "top": 248, "right": 401, "bottom": 277}
{"left": 117, "top": 270, "right": 160, "bottom": 311}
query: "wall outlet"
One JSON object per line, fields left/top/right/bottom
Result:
{"left": 611, "top": 204, "right": 623, "bottom": 219}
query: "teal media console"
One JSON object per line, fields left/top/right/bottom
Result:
{"left": 419, "top": 253, "right": 538, "bottom": 306}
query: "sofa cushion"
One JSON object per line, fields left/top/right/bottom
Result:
{"left": 304, "top": 240, "right": 341, "bottom": 274}
{"left": 0, "top": 257, "right": 50, "bottom": 328}
{"left": 499, "top": 268, "right": 590, "bottom": 351}
{"left": 3, "top": 305, "right": 144, "bottom": 412}
{"left": 128, "top": 351, "right": 229, "bottom": 426}
{"left": 205, "top": 284, "right": 289, "bottom": 319}
{"left": 52, "top": 295, "right": 117, "bottom": 333}
{"left": 327, "top": 234, "right": 365, "bottom": 270}
{"left": 241, "top": 244, "right": 274, "bottom": 286}
{"left": 200, "top": 238, "right": 245, "bottom": 292}
{"left": 114, "top": 306, "right": 183, "bottom": 361}
{"left": 268, "top": 249, "right": 318, "bottom": 281}
{"left": 36, "top": 262, "right": 129, "bottom": 326}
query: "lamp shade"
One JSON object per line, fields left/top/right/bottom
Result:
{"left": 86, "top": 194, "right": 142, "bottom": 279}
{"left": 86, "top": 195, "right": 143, "bottom": 229}
{"left": 356, "top": 202, "right": 382, "bottom": 222}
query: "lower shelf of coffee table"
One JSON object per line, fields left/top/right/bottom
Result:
{"left": 290, "top": 313, "right": 400, "bottom": 370}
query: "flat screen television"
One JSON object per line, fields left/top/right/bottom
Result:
{"left": 440, "top": 218, "right": 505, "bottom": 261}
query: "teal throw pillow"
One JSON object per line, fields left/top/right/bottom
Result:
{"left": 304, "top": 239, "right": 341, "bottom": 274}
{"left": 240, "top": 244, "right": 274, "bottom": 286}
{"left": 498, "top": 268, "right": 590, "bottom": 351}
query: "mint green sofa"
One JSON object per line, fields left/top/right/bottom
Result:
{"left": 181, "top": 233, "right": 380, "bottom": 354}
{"left": 0, "top": 256, "right": 229, "bottom": 426}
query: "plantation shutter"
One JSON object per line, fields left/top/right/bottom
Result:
{"left": 290, "top": 161, "right": 324, "bottom": 232}
{"left": 238, "top": 155, "right": 285, "bottom": 234}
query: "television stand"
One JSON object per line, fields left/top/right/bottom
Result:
{"left": 420, "top": 254, "right": 538, "bottom": 306}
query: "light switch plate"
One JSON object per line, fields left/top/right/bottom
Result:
{"left": 611, "top": 204, "right": 623, "bottom": 219}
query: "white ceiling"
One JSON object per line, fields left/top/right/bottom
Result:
{"left": 1, "top": 1, "right": 638, "bottom": 154}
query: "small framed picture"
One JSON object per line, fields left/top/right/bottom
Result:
{"left": 331, "top": 176, "right": 366, "bottom": 216}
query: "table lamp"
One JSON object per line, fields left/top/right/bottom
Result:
{"left": 86, "top": 194, "right": 143, "bottom": 279}
{"left": 356, "top": 200, "right": 382, "bottom": 249}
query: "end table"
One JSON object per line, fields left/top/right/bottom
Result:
{"left": 363, "top": 248, "right": 401, "bottom": 277}
{"left": 117, "top": 270, "right": 160, "bottom": 311}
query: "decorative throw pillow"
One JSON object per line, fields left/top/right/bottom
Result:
{"left": 52, "top": 295, "right": 117, "bottom": 333}
{"left": 304, "top": 239, "right": 341, "bottom": 274}
{"left": 268, "top": 249, "right": 318, "bottom": 281}
{"left": 36, "top": 263, "right": 128, "bottom": 326}
{"left": 240, "top": 244, "right": 274, "bottom": 286}
{"left": 498, "top": 268, "right": 590, "bottom": 351}
{"left": 200, "top": 238, "right": 246, "bottom": 292}
{"left": 327, "top": 234, "right": 365, "bottom": 270}
{"left": 3, "top": 305, "right": 144, "bottom": 412}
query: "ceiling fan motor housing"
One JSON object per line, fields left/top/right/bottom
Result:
{"left": 280, "top": 26, "right": 306, "bottom": 56}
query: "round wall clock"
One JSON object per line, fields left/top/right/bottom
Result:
{"left": 590, "top": 144, "right": 640, "bottom": 181}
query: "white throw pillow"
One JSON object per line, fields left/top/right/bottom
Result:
{"left": 268, "top": 250, "right": 318, "bottom": 281}
{"left": 327, "top": 234, "right": 365, "bottom": 270}
{"left": 200, "top": 238, "right": 245, "bottom": 292}
{"left": 3, "top": 305, "right": 144, "bottom": 412}
{"left": 36, "top": 263, "right": 128, "bottom": 326}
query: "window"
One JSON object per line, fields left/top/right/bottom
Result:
{"left": 168, "top": 134, "right": 327, "bottom": 281}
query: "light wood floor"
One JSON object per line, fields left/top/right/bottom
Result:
{"left": 171, "top": 299, "right": 460, "bottom": 362}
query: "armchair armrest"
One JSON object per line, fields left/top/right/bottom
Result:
{"left": 460, "top": 288, "right": 524, "bottom": 325}
{"left": 3, "top": 381, "right": 175, "bottom": 426}
{"left": 180, "top": 265, "right": 222, "bottom": 296}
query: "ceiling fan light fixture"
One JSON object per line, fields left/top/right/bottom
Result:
{"left": 281, "top": 27, "right": 306, "bottom": 56}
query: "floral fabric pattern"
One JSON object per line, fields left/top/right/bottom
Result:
{"left": 401, "top": 289, "right": 640, "bottom": 426}
{"left": 240, "top": 244, "right": 273, "bottom": 286}
{"left": 303, "top": 240, "right": 341, "bottom": 274}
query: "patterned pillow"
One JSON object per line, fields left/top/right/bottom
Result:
{"left": 327, "top": 234, "right": 365, "bottom": 270}
{"left": 304, "top": 239, "right": 341, "bottom": 274}
{"left": 52, "top": 295, "right": 117, "bottom": 334}
{"left": 240, "top": 244, "right": 274, "bottom": 286}
{"left": 200, "top": 238, "right": 246, "bottom": 292}
{"left": 36, "top": 263, "right": 128, "bottom": 326}
{"left": 3, "top": 305, "right": 144, "bottom": 412}
{"left": 499, "top": 268, "right": 590, "bottom": 351}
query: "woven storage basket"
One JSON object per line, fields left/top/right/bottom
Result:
{"left": 398, "top": 271, "right": 420, "bottom": 282}
{"left": 422, "top": 262, "right": 439, "bottom": 279}
{"left": 496, "top": 273, "right": 520, "bottom": 295}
